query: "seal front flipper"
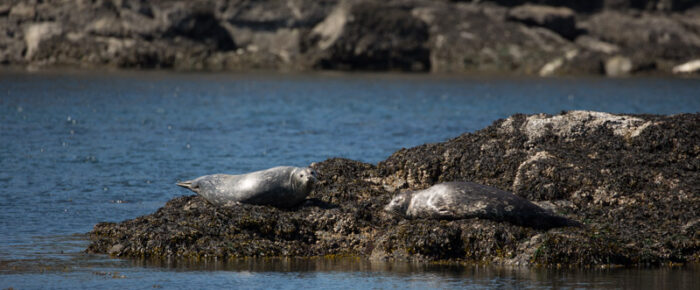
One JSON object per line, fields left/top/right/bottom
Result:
{"left": 432, "top": 197, "right": 456, "bottom": 219}
{"left": 436, "top": 206, "right": 456, "bottom": 219}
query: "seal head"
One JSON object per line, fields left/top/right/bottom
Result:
{"left": 290, "top": 167, "right": 317, "bottom": 196}
{"left": 384, "top": 191, "right": 412, "bottom": 215}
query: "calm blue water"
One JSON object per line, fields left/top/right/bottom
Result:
{"left": 1, "top": 71, "right": 699, "bottom": 288}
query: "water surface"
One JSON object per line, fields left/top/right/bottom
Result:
{"left": 1, "top": 71, "right": 699, "bottom": 288}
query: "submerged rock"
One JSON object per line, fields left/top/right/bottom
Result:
{"left": 87, "top": 111, "right": 700, "bottom": 266}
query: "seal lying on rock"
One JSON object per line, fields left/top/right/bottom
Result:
{"left": 385, "top": 182, "right": 580, "bottom": 230}
{"left": 177, "top": 166, "right": 317, "bottom": 208}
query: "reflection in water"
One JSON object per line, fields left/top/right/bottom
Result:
{"left": 137, "top": 258, "right": 700, "bottom": 289}
{"left": 3, "top": 255, "right": 699, "bottom": 289}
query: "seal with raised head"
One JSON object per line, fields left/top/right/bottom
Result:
{"left": 384, "top": 181, "right": 580, "bottom": 230}
{"left": 177, "top": 166, "right": 317, "bottom": 208}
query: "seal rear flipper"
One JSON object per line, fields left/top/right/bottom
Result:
{"left": 530, "top": 214, "right": 582, "bottom": 230}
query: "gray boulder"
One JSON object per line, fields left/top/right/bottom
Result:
{"left": 604, "top": 55, "right": 633, "bottom": 76}
{"left": 581, "top": 10, "right": 700, "bottom": 72}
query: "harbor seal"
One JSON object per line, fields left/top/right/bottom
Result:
{"left": 177, "top": 166, "right": 317, "bottom": 208}
{"left": 384, "top": 182, "right": 580, "bottom": 230}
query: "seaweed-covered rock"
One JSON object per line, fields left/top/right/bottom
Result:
{"left": 87, "top": 111, "right": 700, "bottom": 267}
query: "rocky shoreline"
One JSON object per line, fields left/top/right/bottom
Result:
{"left": 2, "top": 0, "right": 700, "bottom": 76}
{"left": 87, "top": 111, "right": 700, "bottom": 267}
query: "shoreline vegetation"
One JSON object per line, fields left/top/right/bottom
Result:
{"left": 87, "top": 111, "right": 700, "bottom": 267}
{"left": 2, "top": 0, "right": 700, "bottom": 76}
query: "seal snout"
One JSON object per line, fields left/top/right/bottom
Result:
{"left": 385, "top": 192, "right": 411, "bottom": 215}
{"left": 310, "top": 169, "right": 318, "bottom": 182}
{"left": 383, "top": 203, "right": 394, "bottom": 213}
{"left": 303, "top": 168, "right": 318, "bottom": 184}
{"left": 295, "top": 168, "right": 318, "bottom": 190}
{"left": 176, "top": 180, "right": 197, "bottom": 191}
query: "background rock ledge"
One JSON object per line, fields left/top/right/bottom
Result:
{"left": 2, "top": 0, "right": 700, "bottom": 76}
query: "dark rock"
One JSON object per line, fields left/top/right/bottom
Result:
{"left": 87, "top": 111, "right": 700, "bottom": 267}
{"left": 415, "top": 3, "right": 578, "bottom": 74}
{"left": 483, "top": 0, "right": 700, "bottom": 12}
{"left": 507, "top": 4, "right": 578, "bottom": 39}
{"left": 575, "top": 35, "right": 620, "bottom": 54}
{"left": 306, "top": 1, "right": 431, "bottom": 71}
{"left": 482, "top": 0, "right": 605, "bottom": 13}
{"left": 219, "top": 0, "right": 334, "bottom": 29}
{"left": 216, "top": 0, "right": 337, "bottom": 69}
{"left": 603, "top": 0, "right": 700, "bottom": 11}
{"left": 581, "top": 11, "right": 700, "bottom": 62}
{"left": 0, "top": 5, "right": 11, "bottom": 17}
{"left": 1, "top": 0, "right": 700, "bottom": 75}
{"left": 9, "top": 2, "right": 36, "bottom": 21}
{"left": 162, "top": 4, "right": 236, "bottom": 51}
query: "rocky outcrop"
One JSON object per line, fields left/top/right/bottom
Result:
{"left": 1, "top": 0, "right": 699, "bottom": 75}
{"left": 581, "top": 10, "right": 700, "bottom": 72}
{"left": 304, "top": 2, "right": 430, "bottom": 71}
{"left": 87, "top": 111, "right": 700, "bottom": 267}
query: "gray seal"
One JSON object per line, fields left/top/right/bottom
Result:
{"left": 384, "top": 182, "right": 580, "bottom": 229}
{"left": 177, "top": 166, "right": 317, "bottom": 208}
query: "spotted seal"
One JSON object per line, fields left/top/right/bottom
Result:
{"left": 177, "top": 166, "right": 317, "bottom": 208}
{"left": 384, "top": 182, "right": 580, "bottom": 229}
